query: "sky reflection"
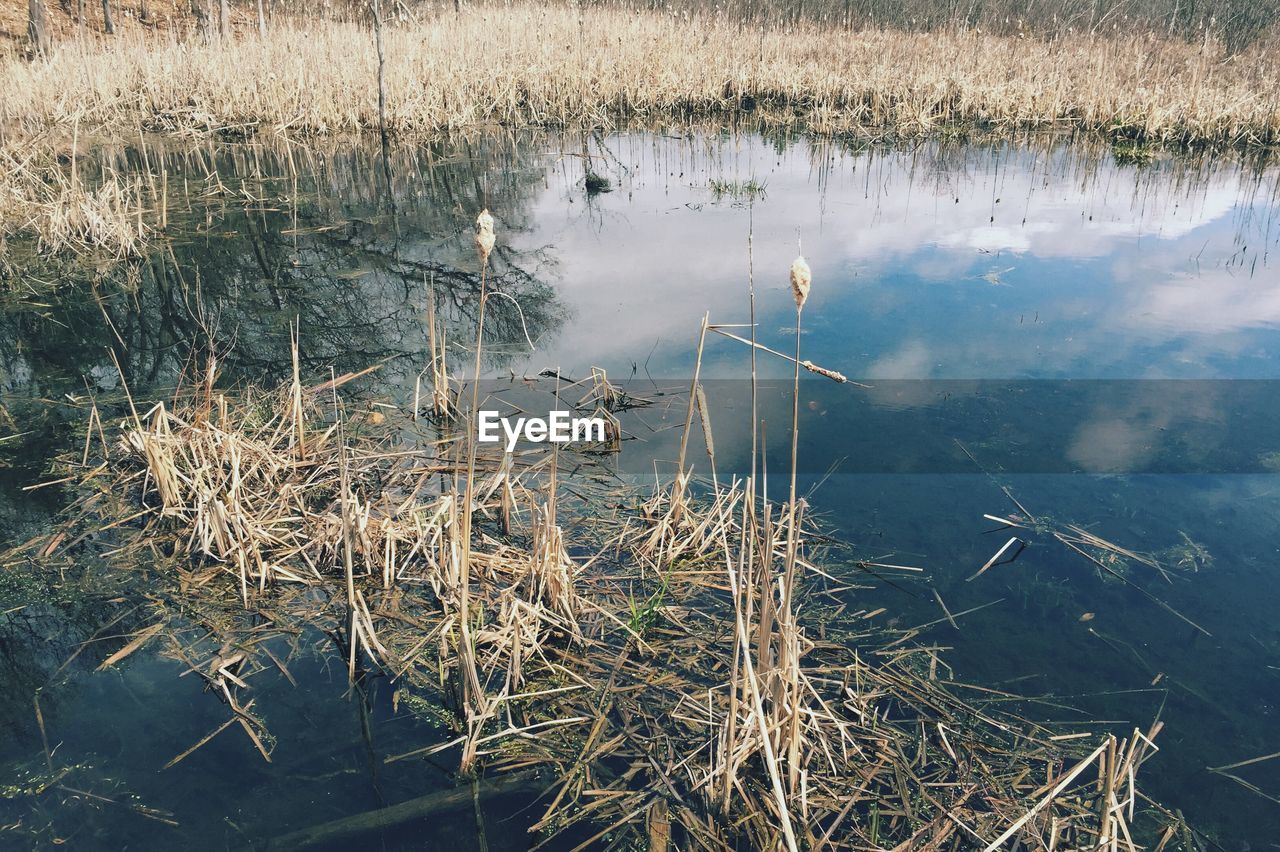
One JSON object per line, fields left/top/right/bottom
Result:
{"left": 513, "top": 134, "right": 1280, "bottom": 382}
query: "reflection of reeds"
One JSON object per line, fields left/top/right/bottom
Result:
{"left": 5, "top": 6, "right": 1276, "bottom": 262}
{"left": 414, "top": 280, "right": 457, "bottom": 422}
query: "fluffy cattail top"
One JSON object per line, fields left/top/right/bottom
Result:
{"left": 475, "top": 209, "right": 495, "bottom": 264}
{"left": 790, "top": 255, "right": 811, "bottom": 311}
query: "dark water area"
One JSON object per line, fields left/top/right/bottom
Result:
{"left": 1, "top": 129, "right": 1279, "bottom": 848}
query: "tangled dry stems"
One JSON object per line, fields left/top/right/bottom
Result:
{"left": 2, "top": 4, "right": 1278, "bottom": 146}
{"left": 0, "top": 144, "right": 151, "bottom": 256}
{"left": 12, "top": 349, "right": 1196, "bottom": 848}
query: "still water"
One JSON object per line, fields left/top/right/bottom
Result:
{"left": 1, "top": 130, "right": 1278, "bottom": 848}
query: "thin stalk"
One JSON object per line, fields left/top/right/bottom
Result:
{"left": 676, "top": 312, "right": 710, "bottom": 476}
{"left": 722, "top": 215, "right": 756, "bottom": 816}
{"left": 748, "top": 205, "right": 758, "bottom": 492}
{"left": 786, "top": 300, "right": 802, "bottom": 603}
{"left": 334, "top": 370, "right": 359, "bottom": 683}
{"left": 457, "top": 240, "right": 490, "bottom": 757}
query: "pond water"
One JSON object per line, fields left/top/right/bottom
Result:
{"left": 2, "top": 129, "right": 1279, "bottom": 848}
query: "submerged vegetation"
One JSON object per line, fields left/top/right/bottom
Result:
{"left": 709, "top": 177, "right": 768, "bottom": 202}
{"left": 0, "top": 146, "right": 152, "bottom": 257}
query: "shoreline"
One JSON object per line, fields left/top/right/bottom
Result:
{"left": 3, "top": 3, "right": 1278, "bottom": 258}
{"left": 2, "top": 120, "right": 1275, "bottom": 260}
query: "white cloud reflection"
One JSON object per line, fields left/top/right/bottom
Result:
{"left": 511, "top": 133, "right": 1279, "bottom": 380}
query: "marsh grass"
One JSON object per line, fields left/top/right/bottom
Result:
{"left": 34, "top": 376, "right": 1185, "bottom": 846}
{"left": 4, "top": 1, "right": 1278, "bottom": 260}
{"left": 2, "top": 4, "right": 1278, "bottom": 147}
{"left": 8, "top": 206, "right": 1212, "bottom": 847}
{"left": 0, "top": 144, "right": 152, "bottom": 256}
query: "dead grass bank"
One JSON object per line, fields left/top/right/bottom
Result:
{"left": 2, "top": 3, "right": 1279, "bottom": 147}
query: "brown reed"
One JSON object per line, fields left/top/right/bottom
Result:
{"left": 11, "top": 217, "right": 1199, "bottom": 847}
{"left": 2, "top": 4, "right": 1278, "bottom": 148}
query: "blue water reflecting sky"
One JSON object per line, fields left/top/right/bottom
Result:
{"left": 516, "top": 134, "right": 1278, "bottom": 382}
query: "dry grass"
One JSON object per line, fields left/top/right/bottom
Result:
{"left": 3, "top": 1, "right": 1277, "bottom": 258}
{"left": 21, "top": 369, "right": 1184, "bottom": 848}
{"left": 10, "top": 262, "right": 1202, "bottom": 846}
{"left": 1, "top": 3, "right": 1278, "bottom": 147}
{"left": 29, "top": 370, "right": 1187, "bottom": 847}
{"left": 0, "top": 143, "right": 152, "bottom": 256}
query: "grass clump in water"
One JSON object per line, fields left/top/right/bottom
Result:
{"left": 583, "top": 172, "right": 612, "bottom": 194}
{"left": 10, "top": 211, "right": 1211, "bottom": 849}
{"left": 708, "top": 176, "right": 767, "bottom": 201}
{"left": 0, "top": 143, "right": 154, "bottom": 259}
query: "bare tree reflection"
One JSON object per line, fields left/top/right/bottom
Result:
{"left": 1, "top": 132, "right": 566, "bottom": 413}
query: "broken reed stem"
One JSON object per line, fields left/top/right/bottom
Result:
{"left": 290, "top": 323, "right": 305, "bottom": 458}
{"left": 708, "top": 327, "right": 849, "bottom": 384}
{"left": 33, "top": 692, "right": 52, "bottom": 773}
{"left": 982, "top": 740, "right": 1110, "bottom": 851}
{"left": 1097, "top": 733, "right": 1118, "bottom": 846}
{"left": 695, "top": 383, "right": 716, "bottom": 489}
{"left": 422, "top": 276, "right": 454, "bottom": 421}
{"left": 718, "top": 520, "right": 800, "bottom": 852}
{"left": 333, "top": 370, "right": 360, "bottom": 682}
{"left": 721, "top": 499, "right": 745, "bottom": 816}
{"left": 676, "top": 312, "right": 710, "bottom": 478}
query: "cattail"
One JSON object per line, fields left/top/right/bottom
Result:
{"left": 789, "top": 255, "right": 810, "bottom": 311}
{"left": 474, "top": 209, "right": 495, "bottom": 264}
{"left": 801, "top": 359, "right": 847, "bottom": 383}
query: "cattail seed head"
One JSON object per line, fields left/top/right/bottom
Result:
{"left": 475, "top": 209, "right": 495, "bottom": 264}
{"left": 790, "top": 255, "right": 811, "bottom": 311}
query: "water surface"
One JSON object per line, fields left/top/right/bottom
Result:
{"left": 2, "top": 129, "right": 1279, "bottom": 848}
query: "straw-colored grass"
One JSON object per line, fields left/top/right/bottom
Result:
{"left": 2, "top": 3, "right": 1279, "bottom": 146}
{"left": 25, "top": 365, "right": 1186, "bottom": 848}
{"left": 3, "top": 2, "right": 1277, "bottom": 257}
{"left": 0, "top": 144, "right": 151, "bottom": 256}
{"left": 13, "top": 260, "right": 1200, "bottom": 846}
